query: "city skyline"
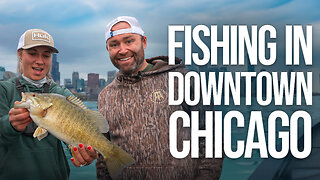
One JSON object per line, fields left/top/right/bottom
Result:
{"left": 0, "top": 0, "right": 319, "bottom": 82}
{"left": 0, "top": 61, "right": 113, "bottom": 83}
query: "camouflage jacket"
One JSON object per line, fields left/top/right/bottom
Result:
{"left": 97, "top": 56, "right": 223, "bottom": 180}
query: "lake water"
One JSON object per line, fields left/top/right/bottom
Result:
{"left": 66, "top": 98, "right": 320, "bottom": 179}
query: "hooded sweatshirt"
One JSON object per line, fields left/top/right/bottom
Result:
{"left": 0, "top": 76, "right": 72, "bottom": 180}
{"left": 97, "top": 56, "right": 223, "bottom": 180}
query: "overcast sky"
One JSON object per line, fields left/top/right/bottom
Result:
{"left": 0, "top": 0, "right": 319, "bottom": 81}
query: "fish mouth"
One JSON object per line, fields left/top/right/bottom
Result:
{"left": 13, "top": 100, "right": 30, "bottom": 109}
{"left": 15, "top": 101, "right": 24, "bottom": 105}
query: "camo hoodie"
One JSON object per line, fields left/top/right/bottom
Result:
{"left": 97, "top": 56, "right": 223, "bottom": 180}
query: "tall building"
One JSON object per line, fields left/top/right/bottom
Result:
{"left": 99, "top": 78, "right": 107, "bottom": 88}
{"left": 64, "top": 78, "right": 72, "bottom": 89}
{"left": 107, "top": 70, "right": 117, "bottom": 85}
{"left": 88, "top": 73, "right": 99, "bottom": 88}
{"left": 51, "top": 54, "right": 60, "bottom": 85}
{"left": 77, "top": 79, "right": 85, "bottom": 92}
{"left": 0, "top": 66, "right": 5, "bottom": 80}
{"left": 72, "top": 72, "right": 79, "bottom": 90}
{"left": 88, "top": 73, "right": 99, "bottom": 99}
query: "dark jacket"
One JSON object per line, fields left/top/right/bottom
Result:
{"left": 0, "top": 76, "right": 72, "bottom": 180}
{"left": 97, "top": 56, "right": 223, "bottom": 179}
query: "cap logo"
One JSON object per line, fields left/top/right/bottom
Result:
{"left": 110, "top": 31, "right": 114, "bottom": 37}
{"left": 32, "top": 31, "right": 51, "bottom": 43}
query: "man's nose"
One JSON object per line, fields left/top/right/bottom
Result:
{"left": 118, "top": 43, "right": 128, "bottom": 55}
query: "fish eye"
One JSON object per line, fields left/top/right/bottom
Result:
{"left": 33, "top": 94, "right": 36, "bottom": 97}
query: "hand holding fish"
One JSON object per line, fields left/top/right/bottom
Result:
{"left": 71, "top": 144, "right": 98, "bottom": 167}
{"left": 9, "top": 101, "right": 32, "bottom": 131}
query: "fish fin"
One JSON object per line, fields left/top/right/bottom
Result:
{"left": 33, "top": 127, "right": 48, "bottom": 141}
{"left": 86, "top": 109, "right": 109, "bottom": 133}
{"left": 102, "top": 145, "right": 135, "bottom": 179}
{"left": 33, "top": 107, "right": 48, "bottom": 117}
{"left": 66, "top": 95, "right": 87, "bottom": 109}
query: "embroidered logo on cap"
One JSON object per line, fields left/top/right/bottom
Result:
{"left": 110, "top": 31, "right": 114, "bottom": 37}
{"left": 32, "top": 31, "right": 51, "bottom": 43}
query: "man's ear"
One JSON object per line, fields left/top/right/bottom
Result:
{"left": 142, "top": 36, "right": 147, "bottom": 49}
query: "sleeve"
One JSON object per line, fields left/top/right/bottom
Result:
{"left": 0, "top": 83, "right": 22, "bottom": 145}
{"left": 61, "top": 88, "right": 73, "bottom": 97}
{"left": 180, "top": 69, "right": 224, "bottom": 180}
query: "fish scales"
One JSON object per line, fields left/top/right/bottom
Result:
{"left": 46, "top": 96, "right": 103, "bottom": 147}
{"left": 14, "top": 92, "right": 135, "bottom": 179}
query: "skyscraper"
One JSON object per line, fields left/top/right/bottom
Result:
{"left": 72, "top": 72, "right": 79, "bottom": 90}
{"left": 64, "top": 78, "right": 72, "bottom": 89}
{"left": 76, "top": 79, "right": 85, "bottom": 92}
{"left": 88, "top": 73, "right": 99, "bottom": 88}
{"left": 88, "top": 73, "right": 99, "bottom": 99}
{"left": 51, "top": 54, "right": 60, "bottom": 85}
{"left": 107, "top": 70, "right": 117, "bottom": 85}
{"left": 99, "top": 78, "right": 106, "bottom": 88}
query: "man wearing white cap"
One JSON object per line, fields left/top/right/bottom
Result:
{"left": 97, "top": 16, "right": 223, "bottom": 179}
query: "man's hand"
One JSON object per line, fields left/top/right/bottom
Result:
{"left": 71, "top": 144, "right": 98, "bottom": 167}
{"left": 9, "top": 101, "right": 32, "bottom": 131}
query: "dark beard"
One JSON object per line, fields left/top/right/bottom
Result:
{"left": 119, "top": 52, "right": 145, "bottom": 75}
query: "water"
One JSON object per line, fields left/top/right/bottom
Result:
{"left": 66, "top": 98, "right": 320, "bottom": 179}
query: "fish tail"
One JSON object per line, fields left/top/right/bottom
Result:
{"left": 102, "top": 144, "right": 135, "bottom": 179}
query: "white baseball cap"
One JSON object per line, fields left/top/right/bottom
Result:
{"left": 105, "top": 16, "right": 145, "bottom": 42}
{"left": 17, "top": 29, "right": 59, "bottom": 53}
